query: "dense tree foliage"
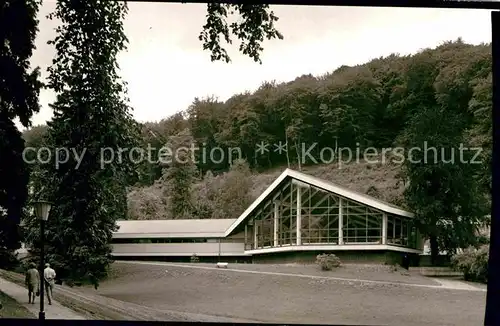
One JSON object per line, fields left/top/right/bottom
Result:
{"left": 26, "top": 41, "right": 491, "bottom": 191}
{"left": 94, "top": 40, "right": 491, "bottom": 183}
{"left": 401, "top": 105, "right": 488, "bottom": 263}
{"left": 18, "top": 2, "right": 285, "bottom": 284}
{"left": 395, "top": 43, "right": 491, "bottom": 263}
{"left": 24, "top": 0, "right": 141, "bottom": 288}
{"left": 162, "top": 129, "right": 198, "bottom": 219}
{"left": 191, "top": 159, "right": 253, "bottom": 219}
{"left": 211, "top": 159, "right": 253, "bottom": 218}
{"left": 0, "top": 0, "right": 42, "bottom": 267}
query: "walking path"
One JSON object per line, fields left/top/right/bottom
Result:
{"left": 431, "top": 277, "right": 487, "bottom": 291}
{"left": 116, "top": 260, "right": 487, "bottom": 292}
{"left": 0, "top": 277, "right": 85, "bottom": 319}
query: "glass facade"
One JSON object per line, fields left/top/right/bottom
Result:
{"left": 243, "top": 179, "right": 418, "bottom": 250}
{"left": 387, "top": 213, "right": 417, "bottom": 248}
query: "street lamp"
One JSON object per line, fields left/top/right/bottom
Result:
{"left": 32, "top": 200, "right": 52, "bottom": 321}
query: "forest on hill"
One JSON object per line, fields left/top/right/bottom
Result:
{"left": 24, "top": 38, "right": 492, "bottom": 223}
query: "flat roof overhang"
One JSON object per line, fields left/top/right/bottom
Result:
{"left": 244, "top": 244, "right": 423, "bottom": 255}
{"left": 113, "top": 232, "right": 227, "bottom": 239}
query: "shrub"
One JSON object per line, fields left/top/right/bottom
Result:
{"left": 190, "top": 254, "right": 200, "bottom": 263}
{"left": 0, "top": 250, "right": 20, "bottom": 270}
{"left": 316, "top": 253, "right": 341, "bottom": 271}
{"left": 451, "top": 245, "right": 489, "bottom": 283}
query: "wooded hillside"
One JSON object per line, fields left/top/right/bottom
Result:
{"left": 23, "top": 39, "right": 492, "bottom": 221}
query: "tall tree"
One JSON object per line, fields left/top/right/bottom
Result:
{"left": 135, "top": 113, "right": 189, "bottom": 186}
{"left": 0, "top": 0, "right": 42, "bottom": 267}
{"left": 319, "top": 67, "right": 382, "bottom": 150}
{"left": 0, "top": 117, "right": 30, "bottom": 267}
{"left": 161, "top": 129, "right": 198, "bottom": 219}
{"left": 187, "top": 96, "right": 228, "bottom": 173}
{"left": 24, "top": 0, "right": 140, "bottom": 288}
{"left": 400, "top": 43, "right": 490, "bottom": 265}
{"left": 402, "top": 106, "right": 488, "bottom": 265}
{"left": 215, "top": 94, "right": 264, "bottom": 168}
{"left": 467, "top": 74, "right": 492, "bottom": 195}
{"left": 276, "top": 76, "right": 319, "bottom": 169}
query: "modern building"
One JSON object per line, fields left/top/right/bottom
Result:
{"left": 112, "top": 169, "right": 424, "bottom": 265}
{"left": 112, "top": 218, "right": 247, "bottom": 261}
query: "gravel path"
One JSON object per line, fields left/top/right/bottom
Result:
{"left": 85, "top": 261, "right": 486, "bottom": 326}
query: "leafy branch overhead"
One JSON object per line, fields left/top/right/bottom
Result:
{"left": 199, "top": 3, "right": 284, "bottom": 63}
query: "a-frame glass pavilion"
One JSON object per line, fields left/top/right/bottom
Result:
{"left": 224, "top": 169, "right": 421, "bottom": 254}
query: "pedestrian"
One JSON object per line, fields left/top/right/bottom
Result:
{"left": 44, "top": 263, "right": 56, "bottom": 305}
{"left": 25, "top": 262, "right": 40, "bottom": 304}
{"left": 402, "top": 253, "right": 410, "bottom": 270}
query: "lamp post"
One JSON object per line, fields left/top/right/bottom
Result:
{"left": 33, "top": 200, "right": 52, "bottom": 321}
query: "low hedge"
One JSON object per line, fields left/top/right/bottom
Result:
{"left": 451, "top": 245, "right": 488, "bottom": 283}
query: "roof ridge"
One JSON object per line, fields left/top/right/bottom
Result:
{"left": 286, "top": 169, "right": 405, "bottom": 210}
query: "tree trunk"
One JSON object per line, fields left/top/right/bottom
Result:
{"left": 430, "top": 235, "right": 439, "bottom": 266}
{"left": 252, "top": 146, "right": 257, "bottom": 167}
{"left": 295, "top": 137, "right": 302, "bottom": 171}
{"left": 285, "top": 133, "right": 290, "bottom": 168}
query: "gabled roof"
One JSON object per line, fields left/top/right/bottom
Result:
{"left": 224, "top": 168, "right": 413, "bottom": 236}
{"left": 114, "top": 219, "right": 237, "bottom": 238}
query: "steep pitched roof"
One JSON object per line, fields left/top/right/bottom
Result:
{"left": 224, "top": 168, "right": 413, "bottom": 236}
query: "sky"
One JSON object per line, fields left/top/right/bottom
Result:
{"left": 21, "top": 2, "right": 493, "bottom": 130}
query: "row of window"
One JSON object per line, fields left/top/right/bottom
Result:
{"left": 112, "top": 238, "right": 209, "bottom": 244}
{"left": 111, "top": 238, "right": 243, "bottom": 244}
{"left": 247, "top": 208, "right": 417, "bottom": 249}
{"left": 249, "top": 225, "right": 417, "bottom": 247}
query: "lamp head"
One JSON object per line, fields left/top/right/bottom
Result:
{"left": 33, "top": 200, "right": 52, "bottom": 221}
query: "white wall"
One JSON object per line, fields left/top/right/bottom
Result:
{"left": 112, "top": 242, "right": 246, "bottom": 256}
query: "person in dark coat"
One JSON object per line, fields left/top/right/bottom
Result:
{"left": 402, "top": 253, "right": 410, "bottom": 270}
{"left": 25, "top": 262, "right": 40, "bottom": 304}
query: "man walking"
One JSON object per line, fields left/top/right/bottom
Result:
{"left": 25, "top": 262, "right": 39, "bottom": 304}
{"left": 43, "top": 263, "right": 56, "bottom": 305}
